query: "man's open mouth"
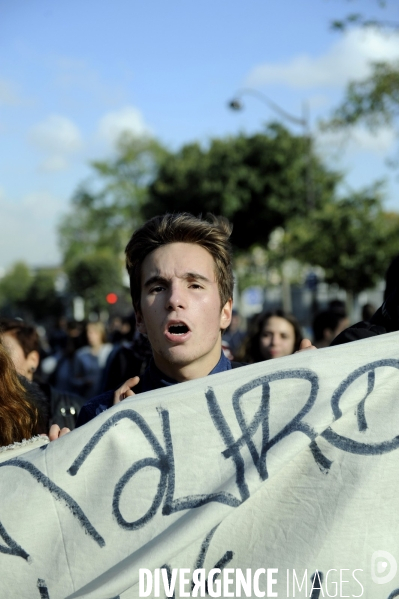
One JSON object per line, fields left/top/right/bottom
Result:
{"left": 168, "top": 324, "right": 189, "bottom": 335}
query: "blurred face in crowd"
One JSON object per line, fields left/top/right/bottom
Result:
{"left": 332, "top": 316, "right": 350, "bottom": 341}
{"left": 1, "top": 332, "right": 39, "bottom": 381}
{"left": 136, "top": 242, "right": 232, "bottom": 381}
{"left": 259, "top": 316, "right": 296, "bottom": 359}
{"left": 86, "top": 323, "right": 104, "bottom": 349}
{"left": 320, "top": 316, "right": 350, "bottom": 347}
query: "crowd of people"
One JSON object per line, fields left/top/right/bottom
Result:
{"left": 0, "top": 212, "right": 397, "bottom": 450}
{"left": 0, "top": 302, "right": 351, "bottom": 434}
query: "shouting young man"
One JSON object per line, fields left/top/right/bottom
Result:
{"left": 75, "top": 213, "right": 239, "bottom": 426}
{"left": 54, "top": 212, "right": 313, "bottom": 433}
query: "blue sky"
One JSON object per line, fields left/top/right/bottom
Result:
{"left": 1, "top": 0, "right": 398, "bottom": 270}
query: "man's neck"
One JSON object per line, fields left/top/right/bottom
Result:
{"left": 153, "top": 350, "right": 223, "bottom": 383}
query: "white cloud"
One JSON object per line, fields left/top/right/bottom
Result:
{"left": 97, "top": 106, "right": 151, "bottom": 145}
{"left": 316, "top": 125, "right": 396, "bottom": 158}
{"left": 308, "top": 95, "right": 330, "bottom": 110}
{"left": 54, "top": 57, "right": 127, "bottom": 105}
{"left": 40, "top": 155, "right": 69, "bottom": 172}
{"left": 28, "top": 114, "right": 83, "bottom": 171}
{"left": 246, "top": 29, "right": 399, "bottom": 89}
{"left": 21, "top": 191, "right": 63, "bottom": 219}
{"left": 0, "top": 191, "right": 63, "bottom": 269}
{"left": 349, "top": 126, "right": 396, "bottom": 153}
{"left": 29, "top": 114, "right": 82, "bottom": 154}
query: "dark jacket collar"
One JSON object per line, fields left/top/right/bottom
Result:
{"left": 140, "top": 352, "right": 232, "bottom": 393}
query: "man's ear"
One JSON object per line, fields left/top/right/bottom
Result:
{"left": 135, "top": 311, "right": 147, "bottom": 336}
{"left": 220, "top": 298, "right": 233, "bottom": 332}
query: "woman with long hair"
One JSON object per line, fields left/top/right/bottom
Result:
{"left": 0, "top": 318, "right": 86, "bottom": 430}
{"left": 0, "top": 338, "right": 43, "bottom": 446}
{"left": 243, "top": 309, "right": 303, "bottom": 363}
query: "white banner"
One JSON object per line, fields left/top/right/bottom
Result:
{"left": 1, "top": 333, "right": 399, "bottom": 599}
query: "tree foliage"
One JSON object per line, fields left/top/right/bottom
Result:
{"left": 325, "top": 2, "right": 399, "bottom": 165}
{"left": 146, "top": 123, "right": 341, "bottom": 249}
{"left": 0, "top": 264, "right": 63, "bottom": 322}
{"left": 331, "top": 6, "right": 399, "bottom": 33}
{"left": 59, "top": 134, "right": 168, "bottom": 265}
{"left": 317, "top": 1, "right": 399, "bottom": 294}
{"left": 23, "top": 271, "right": 64, "bottom": 322}
{"left": 59, "top": 125, "right": 398, "bottom": 300}
{"left": 285, "top": 186, "right": 399, "bottom": 295}
{"left": 326, "top": 61, "right": 399, "bottom": 132}
{"left": 0, "top": 262, "right": 32, "bottom": 308}
{"left": 65, "top": 250, "right": 125, "bottom": 313}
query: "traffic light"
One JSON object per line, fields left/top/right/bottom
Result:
{"left": 106, "top": 292, "right": 118, "bottom": 305}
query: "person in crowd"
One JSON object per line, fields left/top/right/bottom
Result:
{"left": 107, "top": 316, "right": 124, "bottom": 344}
{"left": 0, "top": 318, "right": 85, "bottom": 430}
{"left": 361, "top": 303, "right": 376, "bottom": 322}
{"left": 73, "top": 321, "right": 113, "bottom": 399}
{"left": 223, "top": 309, "right": 246, "bottom": 359}
{"left": 48, "top": 316, "right": 68, "bottom": 354}
{"left": 0, "top": 318, "right": 40, "bottom": 380}
{"left": 106, "top": 314, "right": 137, "bottom": 345}
{"left": 328, "top": 299, "right": 347, "bottom": 316}
{"left": 242, "top": 309, "right": 303, "bottom": 363}
{"left": 71, "top": 213, "right": 314, "bottom": 429}
{"left": 0, "top": 336, "right": 49, "bottom": 448}
{"left": 47, "top": 320, "right": 86, "bottom": 394}
{"left": 100, "top": 313, "right": 152, "bottom": 393}
{"left": 332, "top": 254, "right": 399, "bottom": 346}
{"left": 312, "top": 309, "right": 349, "bottom": 348}
{"left": 383, "top": 254, "right": 399, "bottom": 301}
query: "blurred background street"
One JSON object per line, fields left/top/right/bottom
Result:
{"left": 1, "top": 0, "right": 399, "bottom": 397}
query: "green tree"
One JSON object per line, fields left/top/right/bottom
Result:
{"left": 331, "top": 3, "right": 399, "bottom": 33}
{"left": 22, "top": 271, "right": 64, "bottom": 323}
{"left": 325, "top": 61, "right": 399, "bottom": 149}
{"left": 0, "top": 262, "right": 32, "bottom": 314}
{"left": 0, "top": 264, "right": 64, "bottom": 322}
{"left": 319, "top": 2, "right": 399, "bottom": 303}
{"left": 65, "top": 250, "right": 125, "bottom": 314}
{"left": 59, "top": 134, "right": 168, "bottom": 265}
{"left": 285, "top": 185, "right": 399, "bottom": 297}
{"left": 146, "top": 123, "right": 341, "bottom": 249}
{"left": 325, "top": 3, "right": 399, "bottom": 163}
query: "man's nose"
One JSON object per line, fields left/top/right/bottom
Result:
{"left": 166, "top": 283, "right": 186, "bottom": 310}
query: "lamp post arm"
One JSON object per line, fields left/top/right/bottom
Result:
{"left": 228, "top": 88, "right": 313, "bottom": 209}
{"left": 233, "top": 88, "right": 307, "bottom": 127}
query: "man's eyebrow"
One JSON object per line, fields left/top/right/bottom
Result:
{"left": 183, "top": 272, "right": 211, "bottom": 283}
{"left": 143, "top": 275, "right": 168, "bottom": 288}
{"left": 143, "top": 272, "right": 212, "bottom": 288}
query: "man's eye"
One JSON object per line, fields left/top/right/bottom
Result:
{"left": 190, "top": 283, "right": 202, "bottom": 289}
{"left": 151, "top": 286, "right": 164, "bottom": 293}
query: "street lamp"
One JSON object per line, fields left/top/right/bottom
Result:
{"left": 228, "top": 88, "right": 314, "bottom": 313}
{"left": 228, "top": 88, "right": 313, "bottom": 208}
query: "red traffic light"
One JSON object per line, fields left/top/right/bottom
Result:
{"left": 106, "top": 293, "right": 118, "bottom": 305}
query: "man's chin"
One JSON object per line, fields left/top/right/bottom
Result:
{"left": 155, "top": 347, "right": 194, "bottom": 368}
{"left": 153, "top": 340, "right": 221, "bottom": 376}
